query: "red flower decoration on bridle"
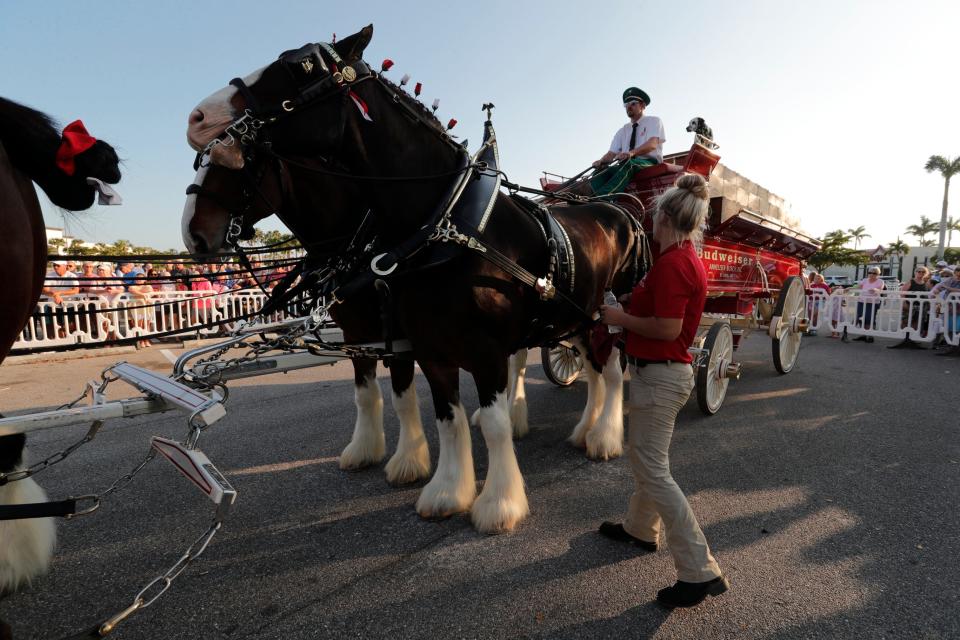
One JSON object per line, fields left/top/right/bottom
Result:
{"left": 55, "top": 120, "right": 98, "bottom": 176}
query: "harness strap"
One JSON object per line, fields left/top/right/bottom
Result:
{"left": 453, "top": 221, "right": 594, "bottom": 321}
{"left": 0, "top": 498, "right": 80, "bottom": 520}
{"left": 331, "top": 151, "right": 471, "bottom": 302}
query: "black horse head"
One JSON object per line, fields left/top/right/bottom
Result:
{"left": 187, "top": 26, "right": 375, "bottom": 168}
{"left": 0, "top": 96, "right": 121, "bottom": 211}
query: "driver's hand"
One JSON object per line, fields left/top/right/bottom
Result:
{"left": 615, "top": 152, "right": 631, "bottom": 162}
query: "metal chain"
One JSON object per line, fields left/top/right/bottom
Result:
{"left": 96, "top": 520, "right": 222, "bottom": 636}
{"left": 0, "top": 421, "right": 103, "bottom": 485}
{"left": 97, "top": 449, "right": 157, "bottom": 503}
{"left": 0, "top": 371, "right": 119, "bottom": 485}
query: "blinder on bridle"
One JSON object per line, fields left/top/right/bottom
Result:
{"left": 217, "top": 41, "right": 373, "bottom": 151}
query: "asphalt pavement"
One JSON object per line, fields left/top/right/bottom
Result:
{"left": 0, "top": 334, "right": 957, "bottom": 639}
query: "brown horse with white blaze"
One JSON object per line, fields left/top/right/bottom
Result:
{"left": 186, "top": 26, "right": 641, "bottom": 533}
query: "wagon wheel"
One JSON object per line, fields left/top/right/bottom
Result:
{"left": 770, "top": 276, "right": 806, "bottom": 374}
{"left": 696, "top": 322, "right": 734, "bottom": 415}
{"left": 541, "top": 344, "right": 583, "bottom": 386}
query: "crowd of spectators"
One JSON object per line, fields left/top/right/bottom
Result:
{"left": 38, "top": 257, "right": 295, "bottom": 348}
{"left": 806, "top": 259, "right": 960, "bottom": 352}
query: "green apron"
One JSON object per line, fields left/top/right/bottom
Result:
{"left": 589, "top": 157, "right": 658, "bottom": 195}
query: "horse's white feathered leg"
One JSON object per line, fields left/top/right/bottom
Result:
{"left": 472, "top": 391, "right": 529, "bottom": 533}
{"left": 508, "top": 349, "right": 529, "bottom": 439}
{"left": 568, "top": 338, "right": 605, "bottom": 448}
{"left": 339, "top": 372, "right": 386, "bottom": 469}
{"left": 0, "top": 477, "right": 56, "bottom": 593}
{"left": 585, "top": 345, "right": 625, "bottom": 460}
{"left": 385, "top": 384, "right": 431, "bottom": 485}
{"left": 416, "top": 404, "right": 475, "bottom": 518}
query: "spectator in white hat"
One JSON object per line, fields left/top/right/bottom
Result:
{"left": 42, "top": 261, "right": 79, "bottom": 304}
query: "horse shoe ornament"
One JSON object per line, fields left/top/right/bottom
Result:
{"left": 371, "top": 252, "right": 398, "bottom": 276}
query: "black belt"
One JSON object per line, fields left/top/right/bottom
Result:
{"left": 627, "top": 356, "right": 672, "bottom": 367}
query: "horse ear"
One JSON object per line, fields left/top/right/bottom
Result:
{"left": 333, "top": 24, "right": 373, "bottom": 62}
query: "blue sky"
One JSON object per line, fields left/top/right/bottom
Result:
{"left": 3, "top": 0, "right": 958, "bottom": 251}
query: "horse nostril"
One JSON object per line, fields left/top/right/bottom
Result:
{"left": 189, "top": 109, "right": 205, "bottom": 126}
{"left": 191, "top": 233, "right": 209, "bottom": 255}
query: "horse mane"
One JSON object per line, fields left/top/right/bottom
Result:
{"left": 0, "top": 96, "right": 62, "bottom": 176}
{"left": 376, "top": 75, "right": 447, "bottom": 135}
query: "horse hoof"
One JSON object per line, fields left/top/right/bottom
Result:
{"left": 415, "top": 497, "right": 471, "bottom": 520}
{"left": 470, "top": 495, "right": 529, "bottom": 534}
{"left": 338, "top": 439, "right": 386, "bottom": 471}
{"left": 416, "top": 483, "right": 475, "bottom": 519}
{"left": 385, "top": 450, "right": 431, "bottom": 486}
{"left": 585, "top": 434, "right": 623, "bottom": 461}
{"left": 567, "top": 433, "right": 588, "bottom": 450}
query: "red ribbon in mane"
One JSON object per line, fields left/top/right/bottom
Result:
{"left": 55, "top": 120, "right": 98, "bottom": 176}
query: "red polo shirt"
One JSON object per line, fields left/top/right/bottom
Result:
{"left": 625, "top": 242, "right": 706, "bottom": 363}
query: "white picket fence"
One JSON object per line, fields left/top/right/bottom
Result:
{"left": 13, "top": 290, "right": 302, "bottom": 351}
{"left": 806, "top": 289, "right": 960, "bottom": 345}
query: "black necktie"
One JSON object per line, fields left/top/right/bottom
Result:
{"left": 629, "top": 122, "right": 638, "bottom": 151}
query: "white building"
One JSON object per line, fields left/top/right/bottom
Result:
{"left": 45, "top": 226, "right": 98, "bottom": 254}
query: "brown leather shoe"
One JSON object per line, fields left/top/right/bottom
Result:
{"left": 656, "top": 575, "right": 730, "bottom": 608}
{"left": 597, "top": 521, "right": 657, "bottom": 552}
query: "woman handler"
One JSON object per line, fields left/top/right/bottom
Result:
{"left": 598, "top": 173, "right": 728, "bottom": 608}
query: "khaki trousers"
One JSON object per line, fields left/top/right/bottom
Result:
{"left": 624, "top": 362, "right": 721, "bottom": 583}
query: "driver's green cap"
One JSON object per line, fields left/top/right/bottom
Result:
{"left": 622, "top": 87, "right": 651, "bottom": 106}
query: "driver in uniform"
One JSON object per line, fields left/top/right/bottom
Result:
{"left": 589, "top": 87, "right": 665, "bottom": 195}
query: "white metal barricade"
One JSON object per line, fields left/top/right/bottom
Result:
{"left": 12, "top": 290, "right": 304, "bottom": 351}
{"left": 806, "top": 289, "right": 956, "bottom": 344}
{"left": 942, "top": 293, "right": 960, "bottom": 346}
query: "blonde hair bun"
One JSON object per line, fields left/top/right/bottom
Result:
{"left": 674, "top": 173, "right": 709, "bottom": 201}
{"left": 654, "top": 172, "right": 711, "bottom": 244}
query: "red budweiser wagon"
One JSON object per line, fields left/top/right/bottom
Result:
{"left": 540, "top": 143, "right": 821, "bottom": 414}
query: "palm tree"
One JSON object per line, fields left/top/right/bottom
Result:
{"left": 925, "top": 155, "right": 960, "bottom": 259}
{"left": 110, "top": 239, "right": 133, "bottom": 254}
{"left": 945, "top": 216, "right": 960, "bottom": 248}
{"left": 905, "top": 216, "right": 939, "bottom": 245}
{"left": 919, "top": 238, "right": 936, "bottom": 247}
{"left": 824, "top": 229, "right": 852, "bottom": 245}
{"left": 887, "top": 238, "right": 909, "bottom": 257}
{"left": 887, "top": 238, "right": 909, "bottom": 280}
{"left": 47, "top": 237, "right": 67, "bottom": 256}
{"left": 69, "top": 238, "right": 89, "bottom": 256}
{"left": 847, "top": 225, "right": 871, "bottom": 249}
